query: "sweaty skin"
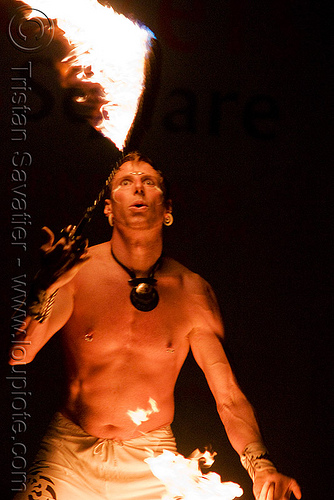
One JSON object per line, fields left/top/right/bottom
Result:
{"left": 9, "top": 160, "right": 301, "bottom": 500}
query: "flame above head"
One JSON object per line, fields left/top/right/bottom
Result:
{"left": 145, "top": 449, "right": 243, "bottom": 500}
{"left": 127, "top": 398, "right": 160, "bottom": 426}
{"left": 23, "top": 0, "right": 155, "bottom": 150}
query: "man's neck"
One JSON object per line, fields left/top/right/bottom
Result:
{"left": 110, "top": 227, "right": 163, "bottom": 277}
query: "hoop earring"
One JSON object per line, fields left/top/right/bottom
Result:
{"left": 108, "top": 214, "right": 114, "bottom": 227}
{"left": 164, "top": 213, "right": 173, "bottom": 226}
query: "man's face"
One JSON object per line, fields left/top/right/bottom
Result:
{"left": 105, "top": 161, "right": 170, "bottom": 230}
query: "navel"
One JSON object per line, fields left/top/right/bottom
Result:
{"left": 166, "top": 341, "right": 175, "bottom": 354}
{"left": 84, "top": 329, "right": 94, "bottom": 342}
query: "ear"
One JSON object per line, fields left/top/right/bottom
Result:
{"left": 104, "top": 199, "right": 113, "bottom": 216}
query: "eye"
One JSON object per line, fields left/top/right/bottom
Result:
{"left": 143, "top": 178, "right": 155, "bottom": 186}
{"left": 120, "top": 178, "right": 132, "bottom": 186}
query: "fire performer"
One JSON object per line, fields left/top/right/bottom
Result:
{"left": 10, "top": 152, "right": 301, "bottom": 500}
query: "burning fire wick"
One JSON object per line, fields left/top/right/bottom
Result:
{"left": 23, "top": 0, "right": 156, "bottom": 150}
{"left": 145, "top": 449, "right": 243, "bottom": 500}
{"left": 127, "top": 398, "right": 159, "bottom": 426}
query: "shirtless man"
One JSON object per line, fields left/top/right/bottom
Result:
{"left": 9, "top": 152, "right": 301, "bottom": 500}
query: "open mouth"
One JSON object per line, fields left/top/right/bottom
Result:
{"left": 130, "top": 202, "right": 148, "bottom": 209}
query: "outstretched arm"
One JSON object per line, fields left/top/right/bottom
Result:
{"left": 188, "top": 278, "right": 301, "bottom": 500}
{"left": 9, "top": 226, "right": 89, "bottom": 365}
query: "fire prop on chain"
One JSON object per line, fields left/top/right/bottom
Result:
{"left": 23, "top": 0, "right": 156, "bottom": 150}
{"left": 16, "top": 0, "right": 158, "bottom": 234}
{"left": 145, "top": 449, "right": 243, "bottom": 500}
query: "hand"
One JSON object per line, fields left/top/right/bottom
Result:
{"left": 253, "top": 470, "right": 301, "bottom": 500}
{"left": 34, "top": 226, "right": 90, "bottom": 292}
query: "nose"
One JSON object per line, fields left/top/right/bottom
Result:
{"left": 133, "top": 178, "right": 144, "bottom": 195}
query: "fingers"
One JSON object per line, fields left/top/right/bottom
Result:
{"left": 57, "top": 226, "right": 82, "bottom": 251}
{"left": 289, "top": 480, "right": 302, "bottom": 500}
{"left": 34, "top": 225, "right": 90, "bottom": 291}
{"left": 73, "top": 237, "right": 89, "bottom": 254}
{"left": 60, "top": 225, "right": 74, "bottom": 241}
{"left": 258, "top": 482, "right": 269, "bottom": 500}
{"left": 259, "top": 482, "right": 274, "bottom": 500}
{"left": 40, "top": 226, "right": 55, "bottom": 249}
{"left": 268, "top": 484, "right": 274, "bottom": 500}
{"left": 255, "top": 474, "right": 301, "bottom": 500}
{"left": 40, "top": 225, "right": 89, "bottom": 267}
{"left": 41, "top": 225, "right": 72, "bottom": 254}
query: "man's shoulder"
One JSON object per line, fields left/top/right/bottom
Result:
{"left": 163, "top": 257, "right": 210, "bottom": 290}
{"left": 165, "top": 258, "right": 222, "bottom": 329}
{"left": 87, "top": 240, "right": 110, "bottom": 252}
{"left": 86, "top": 241, "right": 110, "bottom": 259}
{"left": 71, "top": 242, "right": 110, "bottom": 283}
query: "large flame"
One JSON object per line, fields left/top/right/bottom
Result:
{"left": 23, "top": 0, "right": 155, "bottom": 150}
{"left": 127, "top": 401, "right": 243, "bottom": 499}
{"left": 145, "top": 449, "right": 243, "bottom": 500}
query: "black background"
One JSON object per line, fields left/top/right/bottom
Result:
{"left": 0, "top": 1, "right": 332, "bottom": 499}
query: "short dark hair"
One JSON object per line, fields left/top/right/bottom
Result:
{"left": 107, "top": 151, "right": 170, "bottom": 201}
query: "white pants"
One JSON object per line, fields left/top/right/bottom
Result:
{"left": 14, "top": 412, "right": 177, "bottom": 500}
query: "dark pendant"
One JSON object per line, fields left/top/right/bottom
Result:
{"left": 111, "top": 246, "right": 162, "bottom": 312}
{"left": 130, "top": 283, "right": 159, "bottom": 311}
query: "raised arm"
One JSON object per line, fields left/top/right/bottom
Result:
{"left": 188, "top": 277, "right": 301, "bottom": 500}
{"left": 9, "top": 226, "right": 89, "bottom": 365}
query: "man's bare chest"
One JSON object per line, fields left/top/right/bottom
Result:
{"left": 62, "top": 268, "right": 192, "bottom": 358}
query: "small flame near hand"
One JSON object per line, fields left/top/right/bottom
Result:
{"left": 145, "top": 449, "right": 243, "bottom": 500}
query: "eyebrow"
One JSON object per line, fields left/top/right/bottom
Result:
{"left": 111, "top": 171, "right": 162, "bottom": 190}
{"left": 116, "top": 172, "right": 160, "bottom": 180}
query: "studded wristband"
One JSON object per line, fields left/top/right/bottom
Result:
{"left": 27, "top": 287, "right": 58, "bottom": 323}
{"left": 240, "top": 442, "right": 277, "bottom": 481}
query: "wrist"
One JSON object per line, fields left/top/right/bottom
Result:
{"left": 27, "top": 282, "right": 58, "bottom": 323}
{"left": 240, "top": 442, "right": 277, "bottom": 482}
{"left": 31, "top": 269, "right": 58, "bottom": 293}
